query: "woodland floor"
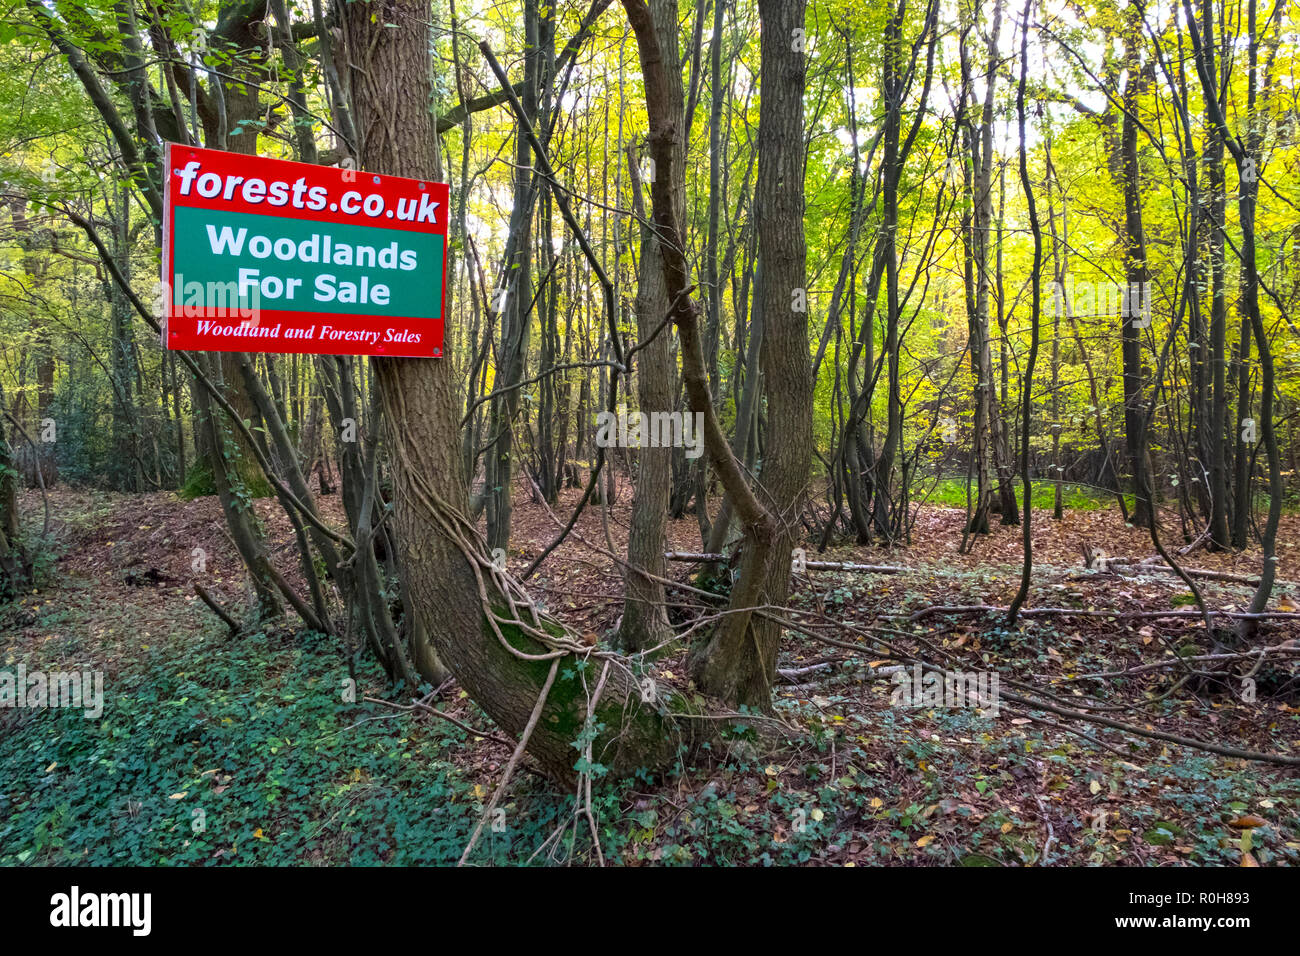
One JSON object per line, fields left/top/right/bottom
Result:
{"left": 2, "top": 477, "right": 1299, "bottom": 866}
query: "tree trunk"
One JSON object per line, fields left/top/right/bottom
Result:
{"left": 687, "top": 0, "right": 812, "bottom": 709}
{"left": 485, "top": 0, "right": 543, "bottom": 553}
{"left": 343, "top": 0, "right": 696, "bottom": 782}
{"left": 8, "top": 197, "right": 58, "bottom": 488}
{"left": 1204, "top": 22, "right": 1231, "bottom": 550}
{"left": 0, "top": 414, "right": 26, "bottom": 601}
{"left": 1119, "top": 37, "right": 1154, "bottom": 529}
{"left": 959, "top": 0, "right": 1006, "bottom": 537}
{"left": 618, "top": 0, "right": 682, "bottom": 653}
{"left": 109, "top": 181, "right": 138, "bottom": 491}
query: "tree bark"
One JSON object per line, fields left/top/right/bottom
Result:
{"left": 0, "top": 415, "right": 26, "bottom": 601}
{"left": 618, "top": 0, "right": 682, "bottom": 653}
{"left": 1119, "top": 32, "right": 1154, "bottom": 529}
{"left": 485, "top": 0, "right": 543, "bottom": 553}
{"left": 686, "top": 0, "right": 813, "bottom": 707}
{"left": 1202, "top": 0, "right": 1231, "bottom": 549}
{"left": 344, "top": 0, "right": 696, "bottom": 782}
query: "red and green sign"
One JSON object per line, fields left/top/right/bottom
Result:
{"left": 162, "top": 143, "right": 448, "bottom": 357}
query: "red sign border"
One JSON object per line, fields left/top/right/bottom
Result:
{"left": 161, "top": 142, "right": 450, "bottom": 359}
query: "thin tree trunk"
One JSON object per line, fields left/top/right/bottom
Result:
{"left": 1119, "top": 34, "right": 1154, "bottom": 529}
{"left": 684, "top": 0, "right": 812, "bottom": 708}
{"left": 618, "top": 0, "right": 682, "bottom": 653}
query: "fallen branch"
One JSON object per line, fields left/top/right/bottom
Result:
{"left": 459, "top": 659, "right": 560, "bottom": 866}
{"left": 907, "top": 604, "right": 1300, "bottom": 624}
{"left": 1003, "top": 705, "right": 1137, "bottom": 761}
{"left": 1072, "top": 644, "right": 1300, "bottom": 680}
{"left": 363, "top": 694, "right": 516, "bottom": 747}
{"left": 776, "top": 661, "right": 839, "bottom": 681}
{"left": 787, "top": 609, "right": 1300, "bottom": 765}
{"left": 782, "top": 664, "right": 912, "bottom": 695}
{"left": 664, "top": 551, "right": 909, "bottom": 574}
{"left": 995, "top": 680, "right": 1300, "bottom": 766}
{"left": 1099, "top": 557, "right": 1270, "bottom": 587}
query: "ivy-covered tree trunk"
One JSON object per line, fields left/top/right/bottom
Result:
{"left": 0, "top": 414, "right": 26, "bottom": 601}
{"left": 342, "top": 0, "right": 697, "bottom": 782}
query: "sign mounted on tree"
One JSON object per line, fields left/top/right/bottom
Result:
{"left": 162, "top": 143, "right": 448, "bottom": 357}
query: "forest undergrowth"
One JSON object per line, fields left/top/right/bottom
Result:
{"left": 3, "top": 482, "right": 1297, "bottom": 866}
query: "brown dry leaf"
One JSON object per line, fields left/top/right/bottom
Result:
{"left": 1228, "top": 815, "right": 1267, "bottom": 829}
